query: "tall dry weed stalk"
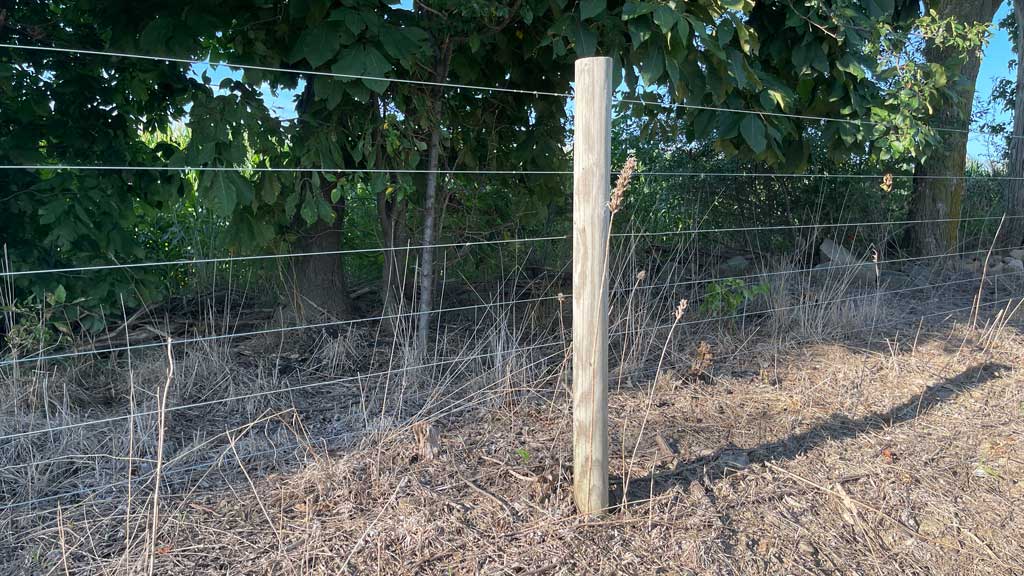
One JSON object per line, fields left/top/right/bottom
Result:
{"left": 621, "top": 298, "right": 688, "bottom": 507}
{"left": 145, "top": 338, "right": 174, "bottom": 576}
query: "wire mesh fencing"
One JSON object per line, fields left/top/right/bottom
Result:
{"left": 1, "top": 41, "right": 1023, "bottom": 572}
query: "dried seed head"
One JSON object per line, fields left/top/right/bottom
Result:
{"left": 674, "top": 298, "right": 689, "bottom": 321}
{"left": 610, "top": 155, "right": 636, "bottom": 214}
{"left": 880, "top": 172, "right": 893, "bottom": 192}
{"left": 557, "top": 292, "right": 566, "bottom": 304}
{"left": 636, "top": 270, "right": 647, "bottom": 281}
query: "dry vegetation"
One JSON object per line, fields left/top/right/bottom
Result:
{"left": 1, "top": 248, "right": 1022, "bottom": 575}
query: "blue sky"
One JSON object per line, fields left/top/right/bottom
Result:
{"left": 970, "top": 2, "right": 1014, "bottom": 162}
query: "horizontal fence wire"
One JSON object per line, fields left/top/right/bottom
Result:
{"left": 0, "top": 345, "right": 573, "bottom": 515}
{"left": 5, "top": 239, "right": 1016, "bottom": 367}
{"left": 610, "top": 270, "right": 1024, "bottom": 339}
{"left": 0, "top": 235, "right": 569, "bottom": 278}
{"left": 610, "top": 215, "right": 1023, "bottom": 239}
{"left": 0, "top": 428, "right": 366, "bottom": 514}
{"left": 3, "top": 294, "right": 1018, "bottom": 516}
{"left": 5, "top": 164, "right": 1023, "bottom": 184}
{"left": 0, "top": 43, "right": 573, "bottom": 99}
{"left": 0, "top": 292, "right": 567, "bottom": 367}
{"left": 0, "top": 340, "right": 566, "bottom": 443}
{"left": 2, "top": 216, "right": 1005, "bottom": 280}
{"left": 621, "top": 171, "right": 1024, "bottom": 181}
{"left": 2, "top": 266, "right": 1015, "bottom": 440}
{"left": 2, "top": 43, "right": 1008, "bottom": 141}
{"left": 0, "top": 164, "right": 574, "bottom": 175}
{"left": 614, "top": 97, "right": 1019, "bottom": 140}
{"left": 611, "top": 245, "right": 1024, "bottom": 296}
{"left": 614, "top": 295, "right": 1023, "bottom": 387}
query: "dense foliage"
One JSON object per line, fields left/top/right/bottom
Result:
{"left": 0, "top": 0, "right": 1003, "bottom": 346}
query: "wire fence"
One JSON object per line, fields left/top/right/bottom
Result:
{"left": 1, "top": 40, "right": 1023, "bottom": 546}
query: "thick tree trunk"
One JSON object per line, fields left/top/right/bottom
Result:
{"left": 1002, "top": 0, "right": 1024, "bottom": 249}
{"left": 912, "top": 0, "right": 1002, "bottom": 256}
{"left": 289, "top": 178, "right": 350, "bottom": 319}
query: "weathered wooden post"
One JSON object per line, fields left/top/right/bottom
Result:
{"left": 572, "top": 56, "right": 611, "bottom": 515}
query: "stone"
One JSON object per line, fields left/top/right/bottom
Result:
{"left": 718, "top": 255, "right": 751, "bottom": 277}
{"left": 1006, "top": 258, "right": 1024, "bottom": 274}
{"left": 1010, "top": 249, "right": 1024, "bottom": 261}
{"left": 812, "top": 261, "right": 876, "bottom": 284}
{"left": 819, "top": 238, "right": 858, "bottom": 265}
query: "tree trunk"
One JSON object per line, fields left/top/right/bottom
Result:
{"left": 415, "top": 124, "right": 442, "bottom": 351}
{"left": 287, "top": 81, "right": 350, "bottom": 319}
{"left": 414, "top": 43, "right": 452, "bottom": 352}
{"left": 379, "top": 175, "right": 411, "bottom": 319}
{"left": 288, "top": 177, "right": 350, "bottom": 319}
{"left": 912, "top": 0, "right": 1002, "bottom": 256}
{"left": 1002, "top": 0, "right": 1024, "bottom": 249}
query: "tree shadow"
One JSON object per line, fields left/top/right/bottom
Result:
{"left": 613, "top": 361, "right": 1010, "bottom": 504}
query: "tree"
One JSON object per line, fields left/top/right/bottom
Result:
{"left": 0, "top": 0, "right": 211, "bottom": 334}
{"left": 2, "top": 0, "right": 990, "bottom": 344}
{"left": 1001, "top": 0, "right": 1024, "bottom": 248}
{"left": 911, "top": 0, "right": 1002, "bottom": 256}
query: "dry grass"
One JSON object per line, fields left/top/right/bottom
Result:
{"left": 1, "top": 251, "right": 1022, "bottom": 575}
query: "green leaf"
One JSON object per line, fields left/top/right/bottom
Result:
{"left": 260, "top": 175, "right": 281, "bottom": 204}
{"left": 740, "top": 115, "right": 767, "bottom": 154}
{"left": 721, "top": 0, "right": 744, "bottom": 10}
{"left": 836, "top": 54, "right": 866, "bottom": 80}
{"left": 622, "top": 2, "right": 656, "bottom": 19}
{"left": 330, "top": 185, "right": 342, "bottom": 204}
{"left": 361, "top": 45, "right": 391, "bottom": 93}
{"left": 329, "top": 8, "right": 366, "bottom": 35}
{"left": 521, "top": 5, "right": 534, "bottom": 25}
{"left": 380, "top": 27, "right": 429, "bottom": 65}
{"left": 693, "top": 110, "right": 716, "bottom": 139}
{"left": 317, "top": 197, "right": 335, "bottom": 223}
{"left": 203, "top": 171, "right": 239, "bottom": 218}
{"left": 640, "top": 45, "right": 664, "bottom": 85}
{"left": 717, "top": 19, "right": 735, "bottom": 47}
{"left": 575, "top": 24, "right": 598, "bottom": 57}
{"left": 653, "top": 6, "right": 678, "bottom": 34}
{"left": 300, "top": 193, "right": 318, "bottom": 225}
{"left": 284, "top": 192, "right": 299, "bottom": 218}
{"left": 331, "top": 46, "right": 364, "bottom": 80}
{"left": 289, "top": 24, "right": 345, "bottom": 68}
{"left": 580, "top": 0, "right": 606, "bottom": 19}
{"left": 767, "top": 88, "right": 788, "bottom": 110}
{"left": 52, "top": 285, "right": 67, "bottom": 305}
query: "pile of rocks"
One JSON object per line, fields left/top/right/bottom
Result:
{"left": 964, "top": 249, "right": 1024, "bottom": 275}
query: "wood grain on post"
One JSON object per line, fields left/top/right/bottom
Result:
{"left": 572, "top": 56, "right": 612, "bottom": 516}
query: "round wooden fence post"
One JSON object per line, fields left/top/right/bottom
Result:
{"left": 572, "top": 56, "right": 612, "bottom": 516}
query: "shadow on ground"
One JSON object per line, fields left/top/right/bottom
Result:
{"left": 613, "top": 360, "right": 1010, "bottom": 504}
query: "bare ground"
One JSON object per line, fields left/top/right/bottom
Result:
{"left": 1, "top": 270, "right": 1023, "bottom": 575}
